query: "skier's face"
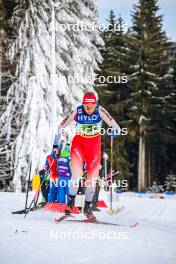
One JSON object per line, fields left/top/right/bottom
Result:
{"left": 52, "top": 148, "right": 59, "bottom": 157}
{"left": 83, "top": 104, "right": 96, "bottom": 115}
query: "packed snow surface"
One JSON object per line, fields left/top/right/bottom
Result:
{"left": 0, "top": 191, "right": 176, "bottom": 264}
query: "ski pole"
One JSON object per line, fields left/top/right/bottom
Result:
{"left": 25, "top": 162, "right": 32, "bottom": 211}
{"left": 108, "top": 136, "right": 121, "bottom": 215}
{"left": 109, "top": 136, "right": 113, "bottom": 214}
{"left": 24, "top": 172, "right": 47, "bottom": 218}
{"left": 34, "top": 187, "right": 40, "bottom": 208}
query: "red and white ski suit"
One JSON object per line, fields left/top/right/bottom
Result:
{"left": 57, "top": 105, "right": 120, "bottom": 201}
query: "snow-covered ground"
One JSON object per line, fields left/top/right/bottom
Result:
{"left": 0, "top": 191, "right": 176, "bottom": 264}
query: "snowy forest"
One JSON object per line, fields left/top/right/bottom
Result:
{"left": 0, "top": 0, "right": 176, "bottom": 192}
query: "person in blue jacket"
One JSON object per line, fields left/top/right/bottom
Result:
{"left": 45, "top": 145, "right": 61, "bottom": 202}
{"left": 57, "top": 144, "right": 72, "bottom": 203}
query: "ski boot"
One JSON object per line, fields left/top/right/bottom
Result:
{"left": 83, "top": 201, "right": 96, "bottom": 221}
{"left": 92, "top": 207, "right": 101, "bottom": 212}
{"left": 65, "top": 195, "right": 75, "bottom": 215}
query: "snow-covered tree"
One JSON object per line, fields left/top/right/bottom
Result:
{"left": 0, "top": 0, "right": 4, "bottom": 104}
{"left": 164, "top": 174, "right": 176, "bottom": 192}
{"left": 148, "top": 181, "right": 164, "bottom": 193}
{"left": 127, "top": 0, "right": 171, "bottom": 191}
{"left": 0, "top": 0, "right": 21, "bottom": 183}
{"left": 97, "top": 11, "right": 132, "bottom": 180}
{"left": 0, "top": 0, "right": 103, "bottom": 191}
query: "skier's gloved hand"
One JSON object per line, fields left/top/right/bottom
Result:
{"left": 39, "top": 169, "right": 46, "bottom": 180}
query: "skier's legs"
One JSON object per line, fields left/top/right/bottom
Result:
{"left": 82, "top": 138, "right": 101, "bottom": 220}
{"left": 41, "top": 183, "right": 48, "bottom": 202}
{"left": 84, "top": 136, "right": 101, "bottom": 202}
{"left": 42, "top": 189, "right": 48, "bottom": 202}
{"left": 57, "top": 177, "right": 66, "bottom": 203}
{"left": 48, "top": 179, "right": 58, "bottom": 202}
{"left": 69, "top": 135, "right": 84, "bottom": 197}
{"left": 65, "top": 178, "right": 70, "bottom": 203}
{"left": 92, "top": 184, "right": 100, "bottom": 210}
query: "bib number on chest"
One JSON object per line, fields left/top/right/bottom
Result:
{"left": 81, "top": 124, "right": 98, "bottom": 135}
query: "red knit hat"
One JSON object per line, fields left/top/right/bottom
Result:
{"left": 83, "top": 93, "right": 96, "bottom": 105}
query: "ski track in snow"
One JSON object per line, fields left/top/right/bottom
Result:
{"left": 0, "top": 191, "right": 176, "bottom": 264}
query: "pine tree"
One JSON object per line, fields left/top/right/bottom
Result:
{"left": 165, "top": 42, "right": 176, "bottom": 176}
{"left": 148, "top": 181, "right": 164, "bottom": 193}
{"left": 164, "top": 174, "right": 176, "bottom": 192}
{"left": 0, "top": 0, "right": 22, "bottom": 184}
{"left": 0, "top": 0, "right": 103, "bottom": 191}
{"left": 127, "top": 0, "right": 171, "bottom": 191}
{"left": 96, "top": 11, "right": 132, "bottom": 181}
{"left": 0, "top": 0, "right": 4, "bottom": 97}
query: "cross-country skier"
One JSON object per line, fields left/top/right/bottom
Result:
{"left": 45, "top": 145, "right": 60, "bottom": 202}
{"left": 39, "top": 169, "right": 50, "bottom": 203}
{"left": 54, "top": 91, "right": 121, "bottom": 220}
{"left": 57, "top": 144, "right": 72, "bottom": 203}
